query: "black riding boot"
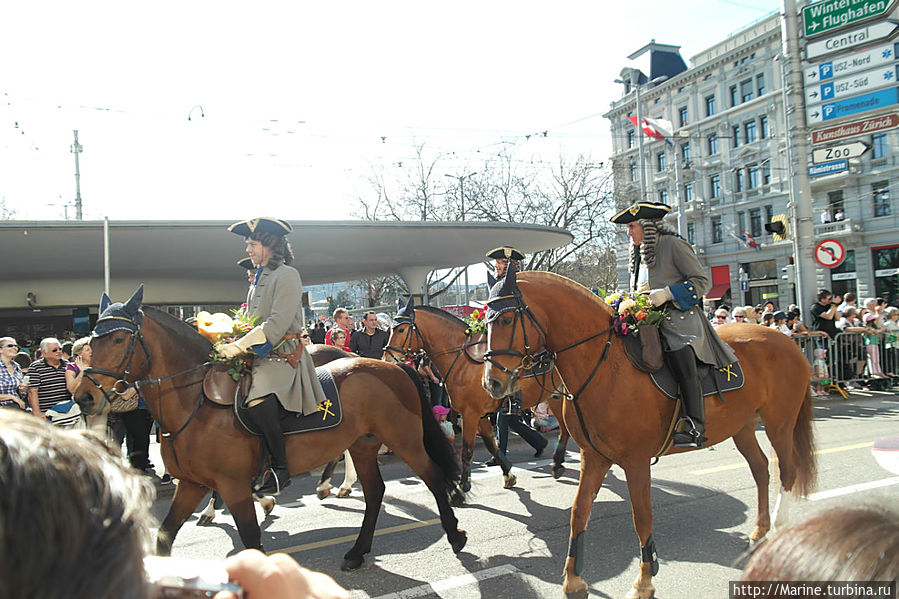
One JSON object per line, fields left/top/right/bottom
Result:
{"left": 667, "top": 347, "right": 707, "bottom": 449}
{"left": 242, "top": 396, "right": 292, "bottom": 495}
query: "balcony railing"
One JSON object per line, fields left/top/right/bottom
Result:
{"left": 814, "top": 218, "right": 853, "bottom": 237}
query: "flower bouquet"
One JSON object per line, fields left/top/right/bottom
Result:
{"left": 598, "top": 290, "right": 667, "bottom": 336}
{"left": 464, "top": 309, "right": 486, "bottom": 335}
{"left": 198, "top": 305, "right": 260, "bottom": 381}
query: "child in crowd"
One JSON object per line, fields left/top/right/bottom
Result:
{"left": 533, "top": 401, "right": 559, "bottom": 433}
{"left": 863, "top": 312, "right": 887, "bottom": 378}
{"left": 432, "top": 405, "right": 454, "bottom": 442}
{"left": 812, "top": 348, "right": 830, "bottom": 397}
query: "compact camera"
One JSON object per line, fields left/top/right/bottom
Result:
{"left": 145, "top": 556, "right": 243, "bottom": 598}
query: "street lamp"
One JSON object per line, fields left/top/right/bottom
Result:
{"left": 445, "top": 172, "right": 477, "bottom": 306}
{"left": 615, "top": 71, "right": 668, "bottom": 203}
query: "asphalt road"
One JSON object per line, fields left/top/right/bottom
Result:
{"left": 149, "top": 389, "right": 899, "bottom": 598}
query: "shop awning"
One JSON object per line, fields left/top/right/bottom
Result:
{"left": 705, "top": 284, "right": 731, "bottom": 301}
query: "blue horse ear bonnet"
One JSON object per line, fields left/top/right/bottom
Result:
{"left": 92, "top": 285, "right": 144, "bottom": 337}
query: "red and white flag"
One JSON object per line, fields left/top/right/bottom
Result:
{"left": 626, "top": 116, "right": 674, "bottom": 145}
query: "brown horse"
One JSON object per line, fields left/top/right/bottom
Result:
{"left": 384, "top": 301, "right": 571, "bottom": 490}
{"left": 75, "top": 292, "right": 467, "bottom": 570}
{"left": 482, "top": 271, "right": 816, "bottom": 599}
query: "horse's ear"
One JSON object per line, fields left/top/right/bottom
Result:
{"left": 396, "top": 297, "right": 404, "bottom": 313}
{"left": 124, "top": 284, "right": 144, "bottom": 314}
{"left": 405, "top": 296, "right": 415, "bottom": 311}
{"left": 500, "top": 262, "right": 519, "bottom": 295}
{"left": 99, "top": 292, "right": 112, "bottom": 313}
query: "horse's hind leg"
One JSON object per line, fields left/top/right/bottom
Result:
{"left": 732, "top": 417, "right": 770, "bottom": 543}
{"left": 341, "top": 439, "right": 384, "bottom": 571}
{"left": 316, "top": 457, "right": 340, "bottom": 499}
{"left": 337, "top": 450, "right": 357, "bottom": 497}
{"left": 563, "top": 451, "right": 612, "bottom": 599}
{"left": 218, "top": 481, "right": 263, "bottom": 551}
{"left": 157, "top": 479, "right": 209, "bottom": 555}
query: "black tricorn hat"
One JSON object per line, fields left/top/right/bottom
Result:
{"left": 610, "top": 202, "right": 671, "bottom": 225}
{"left": 237, "top": 257, "right": 255, "bottom": 270}
{"left": 228, "top": 217, "right": 293, "bottom": 237}
{"left": 486, "top": 246, "right": 525, "bottom": 261}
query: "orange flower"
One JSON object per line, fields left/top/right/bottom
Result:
{"left": 635, "top": 311, "right": 648, "bottom": 321}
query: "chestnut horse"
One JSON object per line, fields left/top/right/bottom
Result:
{"left": 384, "top": 302, "right": 571, "bottom": 490}
{"left": 75, "top": 293, "right": 466, "bottom": 570}
{"left": 482, "top": 271, "right": 816, "bottom": 599}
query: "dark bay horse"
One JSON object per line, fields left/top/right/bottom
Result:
{"left": 75, "top": 292, "right": 466, "bottom": 570}
{"left": 482, "top": 271, "right": 816, "bottom": 599}
{"left": 384, "top": 302, "right": 571, "bottom": 490}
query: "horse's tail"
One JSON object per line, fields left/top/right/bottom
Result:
{"left": 790, "top": 386, "right": 817, "bottom": 497}
{"left": 397, "top": 363, "right": 466, "bottom": 506}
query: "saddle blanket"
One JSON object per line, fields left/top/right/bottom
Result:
{"left": 650, "top": 361, "right": 744, "bottom": 401}
{"left": 237, "top": 366, "right": 342, "bottom": 436}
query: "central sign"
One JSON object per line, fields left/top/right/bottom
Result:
{"left": 804, "top": 0, "right": 892, "bottom": 37}
{"left": 805, "top": 20, "right": 899, "bottom": 60}
{"left": 804, "top": 41, "right": 896, "bottom": 84}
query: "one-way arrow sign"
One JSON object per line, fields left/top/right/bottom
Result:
{"left": 811, "top": 141, "right": 872, "bottom": 164}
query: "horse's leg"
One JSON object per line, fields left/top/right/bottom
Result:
{"left": 337, "top": 450, "right": 357, "bottom": 497}
{"left": 622, "top": 461, "right": 657, "bottom": 599}
{"left": 341, "top": 440, "right": 383, "bottom": 570}
{"left": 456, "top": 410, "right": 481, "bottom": 492}
{"left": 197, "top": 495, "right": 217, "bottom": 526}
{"left": 562, "top": 451, "right": 612, "bottom": 599}
{"left": 157, "top": 480, "right": 209, "bottom": 555}
{"left": 316, "top": 457, "right": 339, "bottom": 500}
{"left": 548, "top": 398, "right": 569, "bottom": 479}
{"left": 217, "top": 480, "right": 263, "bottom": 551}
{"left": 732, "top": 418, "right": 770, "bottom": 543}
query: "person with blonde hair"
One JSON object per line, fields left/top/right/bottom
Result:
{"left": 0, "top": 337, "right": 26, "bottom": 410}
{"left": 65, "top": 336, "right": 107, "bottom": 433}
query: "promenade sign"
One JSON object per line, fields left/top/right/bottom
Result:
{"left": 810, "top": 112, "right": 899, "bottom": 143}
{"left": 806, "top": 86, "right": 899, "bottom": 123}
{"left": 804, "top": 41, "right": 896, "bottom": 83}
{"left": 803, "top": 0, "right": 893, "bottom": 37}
{"left": 804, "top": 64, "right": 898, "bottom": 104}
{"left": 805, "top": 19, "right": 899, "bottom": 60}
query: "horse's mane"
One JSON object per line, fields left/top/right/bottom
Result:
{"left": 517, "top": 271, "right": 615, "bottom": 318}
{"left": 415, "top": 305, "right": 467, "bottom": 328}
{"left": 142, "top": 306, "right": 213, "bottom": 360}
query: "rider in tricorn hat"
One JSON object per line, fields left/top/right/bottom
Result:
{"left": 487, "top": 246, "right": 524, "bottom": 279}
{"left": 219, "top": 217, "right": 328, "bottom": 494}
{"left": 610, "top": 203, "right": 737, "bottom": 448}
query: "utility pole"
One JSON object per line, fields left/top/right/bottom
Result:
{"left": 70, "top": 130, "right": 83, "bottom": 220}
{"left": 445, "top": 172, "right": 477, "bottom": 306}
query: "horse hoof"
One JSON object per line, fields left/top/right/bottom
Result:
{"left": 341, "top": 556, "right": 364, "bottom": 571}
{"left": 336, "top": 488, "right": 352, "bottom": 498}
{"left": 260, "top": 496, "right": 275, "bottom": 516}
{"left": 316, "top": 487, "right": 331, "bottom": 500}
{"left": 197, "top": 514, "right": 214, "bottom": 526}
{"left": 552, "top": 463, "right": 565, "bottom": 479}
{"left": 503, "top": 474, "right": 517, "bottom": 489}
{"left": 450, "top": 530, "right": 468, "bottom": 553}
{"left": 564, "top": 590, "right": 589, "bottom": 599}
{"left": 625, "top": 585, "right": 655, "bottom": 599}
{"left": 461, "top": 479, "right": 472, "bottom": 493}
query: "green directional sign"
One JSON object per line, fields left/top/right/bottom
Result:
{"left": 803, "top": 0, "right": 892, "bottom": 37}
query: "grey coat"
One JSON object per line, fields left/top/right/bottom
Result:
{"left": 631, "top": 234, "right": 738, "bottom": 368}
{"left": 245, "top": 263, "right": 327, "bottom": 415}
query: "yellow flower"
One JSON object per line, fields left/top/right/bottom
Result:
{"left": 618, "top": 298, "right": 637, "bottom": 315}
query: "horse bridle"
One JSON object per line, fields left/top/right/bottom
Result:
{"left": 384, "top": 317, "right": 486, "bottom": 383}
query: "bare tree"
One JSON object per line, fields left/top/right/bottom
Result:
{"left": 0, "top": 197, "right": 16, "bottom": 220}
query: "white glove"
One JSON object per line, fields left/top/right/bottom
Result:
{"left": 218, "top": 326, "right": 267, "bottom": 359}
{"left": 648, "top": 287, "right": 673, "bottom": 307}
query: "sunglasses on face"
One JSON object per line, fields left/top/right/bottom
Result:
{"left": 2, "top": 344, "right": 17, "bottom": 349}
{"left": 48, "top": 348, "right": 62, "bottom": 353}
{"left": 301, "top": 334, "right": 310, "bottom": 338}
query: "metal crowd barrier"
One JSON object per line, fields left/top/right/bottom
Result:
{"left": 793, "top": 330, "right": 898, "bottom": 394}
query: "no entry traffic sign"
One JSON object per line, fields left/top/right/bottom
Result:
{"left": 815, "top": 238, "right": 847, "bottom": 268}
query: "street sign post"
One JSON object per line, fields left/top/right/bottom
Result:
{"left": 811, "top": 141, "right": 871, "bottom": 162}
{"left": 809, "top": 159, "right": 850, "bottom": 176}
{"left": 814, "top": 239, "right": 847, "bottom": 268}
{"left": 805, "top": 20, "right": 899, "bottom": 60}
{"left": 804, "top": 64, "right": 898, "bottom": 104}
{"left": 804, "top": 41, "right": 896, "bottom": 83}
{"left": 810, "top": 112, "right": 899, "bottom": 142}
{"left": 804, "top": 0, "right": 894, "bottom": 38}
{"left": 806, "top": 86, "right": 899, "bottom": 124}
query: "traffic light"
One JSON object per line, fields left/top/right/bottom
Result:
{"left": 327, "top": 296, "right": 333, "bottom": 303}
{"left": 764, "top": 214, "right": 789, "bottom": 241}
{"left": 781, "top": 263, "right": 795, "bottom": 284}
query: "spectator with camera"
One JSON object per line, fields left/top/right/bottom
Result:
{"left": 809, "top": 289, "right": 840, "bottom": 339}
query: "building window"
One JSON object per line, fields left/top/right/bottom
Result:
{"left": 745, "top": 120, "right": 757, "bottom": 143}
{"left": 749, "top": 208, "right": 762, "bottom": 237}
{"left": 681, "top": 142, "right": 691, "bottom": 164}
{"left": 657, "top": 151, "right": 667, "bottom": 172}
{"left": 873, "top": 180, "right": 891, "bottom": 217}
{"left": 738, "top": 211, "right": 746, "bottom": 232}
{"left": 710, "top": 174, "right": 721, "bottom": 198}
{"left": 687, "top": 222, "right": 695, "bottom": 245}
{"left": 678, "top": 106, "right": 688, "bottom": 126}
{"left": 705, "top": 95, "right": 716, "bottom": 117}
{"left": 741, "top": 79, "right": 754, "bottom": 103}
{"left": 735, "top": 168, "right": 745, "bottom": 192}
{"left": 756, "top": 73, "right": 766, "bottom": 95}
{"left": 631, "top": 161, "right": 638, "bottom": 182}
{"left": 708, "top": 133, "right": 719, "bottom": 155}
{"left": 762, "top": 163, "right": 771, "bottom": 185}
{"left": 733, "top": 125, "right": 742, "bottom": 148}
{"left": 748, "top": 164, "right": 760, "bottom": 188}
{"left": 627, "top": 129, "right": 636, "bottom": 149}
{"left": 712, "top": 215, "right": 723, "bottom": 243}
{"left": 872, "top": 132, "right": 887, "bottom": 159}
{"left": 730, "top": 85, "right": 739, "bottom": 107}
{"left": 659, "top": 190, "right": 669, "bottom": 204}
{"left": 760, "top": 115, "right": 770, "bottom": 139}
{"left": 828, "top": 190, "right": 844, "bottom": 214}
{"left": 684, "top": 182, "right": 694, "bottom": 202}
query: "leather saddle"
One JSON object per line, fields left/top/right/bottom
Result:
{"left": 622, "top": 326, "right": 665, "bottom": 373}
{"left": 203, "top": 363, "right": 252, "bottom": 406}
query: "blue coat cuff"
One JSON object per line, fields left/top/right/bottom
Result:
{"left": 251, "top": 341, "right": 273, "bottom": 358}
{"left": 670, "top": 282, "right": 699, "bottom": 310}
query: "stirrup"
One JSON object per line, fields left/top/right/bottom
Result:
{"left": 253, "top": 467, "right": 292, "bottom": 496}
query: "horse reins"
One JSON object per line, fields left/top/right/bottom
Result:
{"left": 386, "top": 316, "right": 488, "bottom": 385}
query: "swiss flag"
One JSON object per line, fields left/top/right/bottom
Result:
{"left": 627, "top": 116, "right": 673, "bottom": 144}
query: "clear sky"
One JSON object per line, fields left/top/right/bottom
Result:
{"left": 1, "top": 1, "right": 781, "bottom": 222}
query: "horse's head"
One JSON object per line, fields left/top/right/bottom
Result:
{"left": 482, "top": 266, "right": 548, "bottom": 399}
{"left": 383, "top": 297, "right": 424, "bottom": 363}
{"left": 75, "top": 285, "right": 149, "bottom": 415}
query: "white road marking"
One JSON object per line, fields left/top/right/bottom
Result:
{"left": 809, "top": 476, "right": 899, "bottom": 501}
{"left": 350, "top": 564, "right": 521, "bottom": 599}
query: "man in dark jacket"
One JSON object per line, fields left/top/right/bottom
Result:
{"left": 349, "top": 311, "right": 389, "bottom": 359}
